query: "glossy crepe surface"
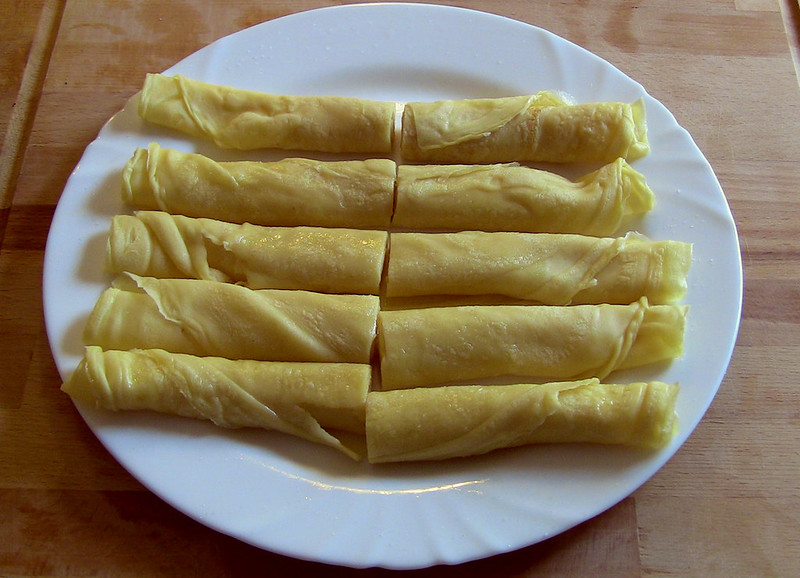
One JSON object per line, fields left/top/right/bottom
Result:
{"left": 366, "top": 379, "right": 679, "bottom": 462}
{"left": 122, "top": 143, "right": 396, "bottom": 229}
{"left": 107, "top": 211, "right": 388, "bottom": 294}
{"left": 386, "top": 231, "right": 691, "bottom": 305}
{"left": 392, "top": 158, "right": 654, "bottom": 235}
{"left": 400, "top": 91, "right": 649, "bottom": 163}
{"left": 63, "top": 347, "right": 370, "bottom": 458}
{"left": 83, "top": 275, "right": 379, "bottom": 364}
{"left": 139, "top": 74, "right": 395, "bottom": 153}
{"left": 378, "top": 299, "right": 687, "bottom": 389}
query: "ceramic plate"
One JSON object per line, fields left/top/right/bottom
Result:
{"left": 43, "top": 3, "right": 742, "bottom": 569}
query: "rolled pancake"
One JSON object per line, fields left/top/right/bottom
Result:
{"left": 107, "top": 211, "right": 388, "bottom": 294}
{"left": 122, "top": 143, "right": 396, "bottom": 229}
{"left": 138, "top": 73, "right": 395, "bottom": 153}
{"left": 366, "top": 379, "right": 679, "bottom": 462}
{"left": 385, "top": 231, "right": 691, "bottom": 305}
{"left": 83, "top": 275, "right": 379, "bottom": 364}
{"left": 400, "top": 92, "right": 649, "bottom": 163}
{"left": 63, "top": 347, "right": 370, "bottom": 459}
{"left": 392, "top": 158, "right": 654, "bottom": 235}
{"left": 378, "top": 298, "right": 687, "bottom": 389}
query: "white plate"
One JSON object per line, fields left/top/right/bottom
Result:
{"left": 43, "top": 3, "right": 743, "bottom": 570}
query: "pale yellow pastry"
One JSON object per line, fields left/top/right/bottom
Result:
{"left": 83, "top": 275, "right": 379, "bottom": 363}
{"left": 138, "top": 73, "right": 395, "bottom": 153}
{"left": 107, "top": 211, "right": 388, "bottom": 294}
{"left": 122, "top": 143, "right": 396, "bottom": 229}
{"left": 400, "top": 91, "right": 649, "bottom": 163}
{"left": 391, "top": 158, "right": 654, "bottom": 235}
{"left": 378, "top": 298, "right": 687, "bottom": 389}
{"left": 63, "top": 346, "right": 370, "bottom": 459}
{"left": 366, "top": 379, "right": 679, "bottom": 462}
{"left": 385, "top": 231, "right": 691, "bottom": 305}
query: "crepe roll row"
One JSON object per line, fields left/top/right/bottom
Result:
{"left": 61, "top": 346, "right": 679, "bottom": 461}
{"left": 124, "top": 143, "right": 654, "bottom": 235}
{"left": 106, "top": 212, "right": 690, "bottom": 305}
{"left": 139, "top": 75, "right": 648, "bottom": 163}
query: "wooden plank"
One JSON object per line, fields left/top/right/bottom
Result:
{"left": 0, "top": 489, "right": 640, "bottom": 576}
{"left": 0, "top": 0, "right": 62, "bottom": 244}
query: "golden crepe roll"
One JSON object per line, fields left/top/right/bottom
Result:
{"left": 107, "top": 211, "right": 388, "bottom": 295}
{"left": 138, "top": 73, "right": 395, "bottom": 153}
{"left": 366, "top": 379, "right": 679, "bottom": 462}
{"left": 385, "top": 231, "right": 691, "bottom": 305}
{"left": 378, "top": 298, "right": 687, "bottom": 390}
{"left": 400, "top": 91, "right": 649, "bottom": 163}
{"left": 83, "top": 275, "right": 379, "bottom": 364}
{"left": 122, "top": 143, "right": 396, "bottom": 229}
{"left": 391, "top": 159, "right": 654, "bottom": 235}
{"left": 63, "top": 347, "right": 370, "bottom": 459}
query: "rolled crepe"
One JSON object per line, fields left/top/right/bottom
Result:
{"left": 391, "top": 158, "right": 654, "bottom": 235}
{"left": 385, "top": 231, "right": 691, "bottom": 305}
{"left": 83, "top": 275, "right": 379, "bottom": 364}
{"left": 122, "top": 143, "right": 396, "bottom": 229}
{"left": 107, "top": 211, "right": 388, "bottom": 295}
{"left": 366, "top": 379, "right": 679, "bottom": 462}
{"left": 378, "top": 298, "right": 687, "bottom": 389}
{"left": 400, "top": 91, "right": 649, "bottom": 163}
{"left": 138, "top": 73, "right": 395, "bottom": 153}
{"left": 63, "top": 347, "right": 370, "bottom": 459}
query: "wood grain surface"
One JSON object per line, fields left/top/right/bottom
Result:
{"left": 2, "top": 1, "right": 799, "bottom": 575}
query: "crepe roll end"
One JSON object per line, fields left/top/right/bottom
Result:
{"left": 623, "top": 303, "right": 689, "bottom": 371}
{"left": 657, "top": 241, "right": 693, "bottom": 303}
{"left": 618, "top": 157, "right": 655, "bottom": 214}
{"left": 121, "top": 144, "right": 158, "bottom": 208}
{"left": 627, "top": 98, "right": 650, "bottom": 160}
{"left": 61, "top": 346, "right": 107, "bottom": 406}
{"left": 105, "top": 215, "right": 152, "bottom": 276}
{"left": 633, "top": 381, "right": 680, "bottom": 449}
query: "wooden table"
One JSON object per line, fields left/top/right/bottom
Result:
{"left": 2, "top": 1, "right": 799, "bottom": 575}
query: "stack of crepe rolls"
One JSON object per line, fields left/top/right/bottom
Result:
{"left": 138, "top": 77, "right": 648, "bottom": 164}
{"left": 61, "top": 74, "right": 690, "bottom": 462}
